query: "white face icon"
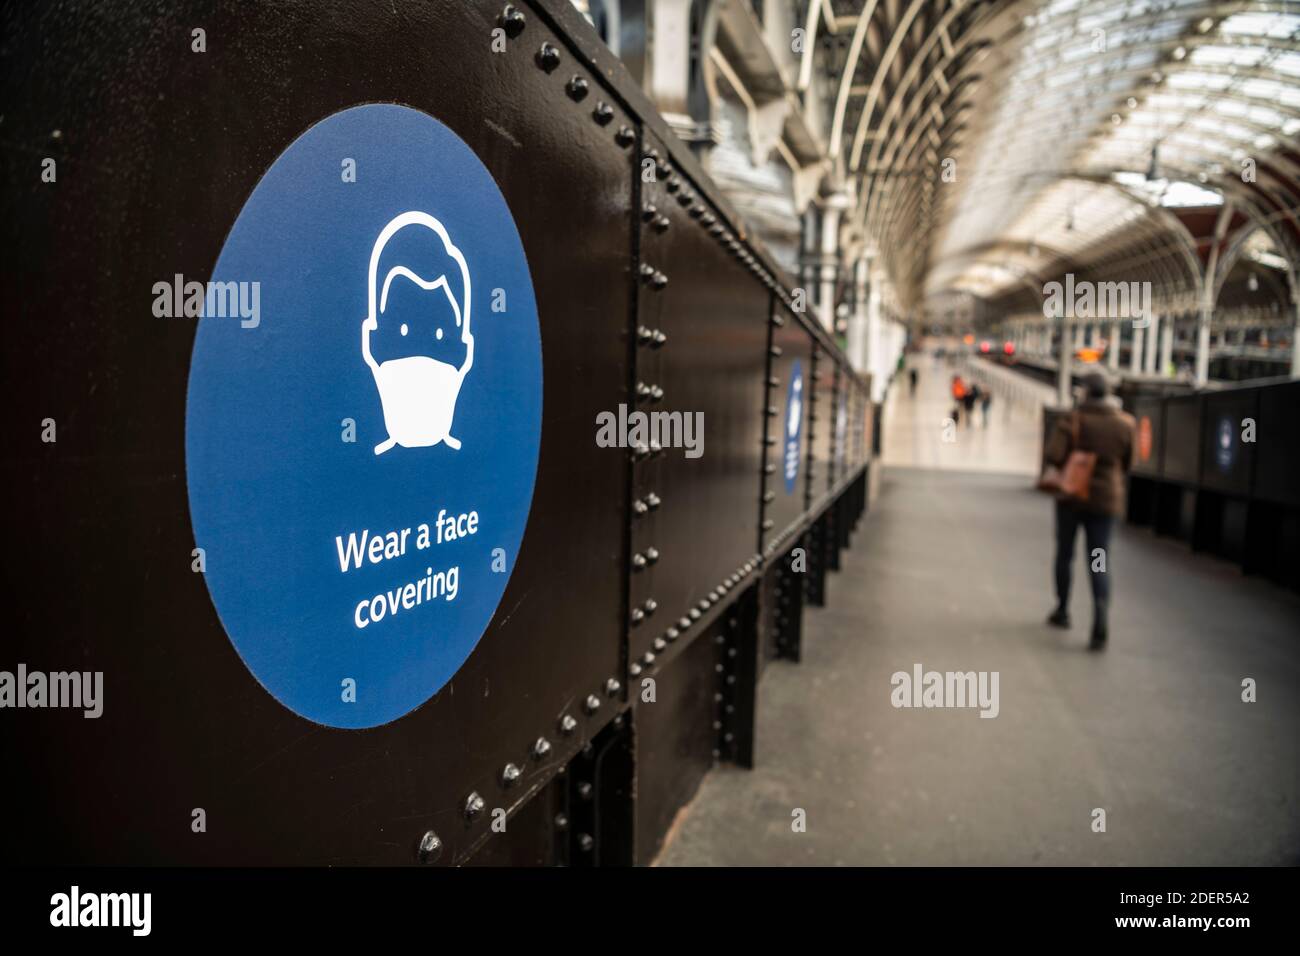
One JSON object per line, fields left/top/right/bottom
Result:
{"left": 788, "top": 377, "right": 803, "bottom": 438}
{"left": 361, "top": 212, "right": 474, "bottom": 456}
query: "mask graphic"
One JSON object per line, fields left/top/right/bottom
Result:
{"left": 362, "top": 211, "right": 474, "bottom": 455}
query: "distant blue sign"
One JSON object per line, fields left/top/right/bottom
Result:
{"left": 1215, "top": 415, "right": 1235, "bottom": 472}
{"left": 186, "top": 105, "right": 543, "bottom": 728}
{"left": 783, "top": 359, "right": 804, "bottom": 494}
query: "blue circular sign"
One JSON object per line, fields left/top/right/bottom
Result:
{"left": 783, "top": 359, "right": 804, "bottom": 494}
{"left": 186, "top": 104, "right": 542, "bottom": 729}
{"left": 1215, "top": 416, "right": 1235, "bottom": 472}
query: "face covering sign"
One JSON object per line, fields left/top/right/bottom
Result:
{"left": 186, "top": 105, "right": 542, "bottom": 729}
{"left": 784, "top": 360, "right": 804, "bottom": 495}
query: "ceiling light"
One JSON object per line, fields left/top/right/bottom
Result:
{"left": 1174, "top": 46, "right": 1187, "bottom": 60}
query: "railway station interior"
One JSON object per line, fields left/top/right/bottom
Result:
{"left": 3, "top": 0, "right": 1299, "bottom": 886}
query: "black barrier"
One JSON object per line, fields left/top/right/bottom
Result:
{"left": 0, "top": 0, "right": 870, "bottom": 866}
{"left": 1119, "top": 378, "right": 1300, "bottom": 593}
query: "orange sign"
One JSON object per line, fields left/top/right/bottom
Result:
{"left": 1075, "top": 347, "right": 1103, "bottom": 363}
{"left": 1138, "top": 416, "right": 1153, "bottom": 462}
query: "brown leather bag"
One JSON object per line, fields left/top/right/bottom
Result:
{"left": 1037, "top": 413, "right": 1096, "bottom": 503}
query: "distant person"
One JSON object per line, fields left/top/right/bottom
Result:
{"left": 909, "top": 367, "right": 918, "bottom": 395}
{"left": 980, "top": 384, "right": 992, "bottom": 427}
{"left": 951, "top": 374, "right": 966, "bottom": 402}
{"left": 961, "top": 382, "right": 978, "bottom": 427}
{"left": 1043, "top": 370, "right": 1137, "bottom": 650}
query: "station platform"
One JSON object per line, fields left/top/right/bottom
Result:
{"left": 658, "top": 367, "right": 1300, "bottom": 867}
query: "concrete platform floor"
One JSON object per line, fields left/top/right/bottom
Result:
{"left": 656, "top": 467, "right": 1300, "bottom": 866}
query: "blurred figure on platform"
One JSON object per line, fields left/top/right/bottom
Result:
{"left": 909, "top": 367, "right": 918, "bottom": 395}
{"left": 980, "top": 384, "right": 993, "bottom": 427}
{"left": 961, "top": 381, "right": 979, "bottom": 428}
{"left": 1043, "top": 370, "right": 1137, "bottom": 650}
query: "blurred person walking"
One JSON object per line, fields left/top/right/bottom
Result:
{"left": 980, "top": 385, "right": 993, "bottom": 427}
{"left": 1041, "top": 371, "right": 1137, "bottom": 650}
{"left": 961, "top": 382, "right": 979, "bottom": 428}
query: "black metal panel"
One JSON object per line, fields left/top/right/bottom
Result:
{"left": 1130, "top": 396, "right": 1164, "bottom": 478}
{"left": 1253, "top": 380, "right": 1300, "bottom": 508}
{"left": 627, "top": 130, "right": 770, "bottom": 671}
{"left": 763, "top": 304, "right": 816, "bottom": 553}
{"left": 0, "top": 0, "right": 634, "bottom": 865}
{"left": 1200, "top": 389, "right": 1258, "bottom": 496}
{"left": 807, "top": 345, "right": 835, "bottom": 508}
{"left": 631, "top": 621, "right": 718, "bottom": 865}
{"left": 1161, "top": 394, "right": 1203, "bottom": 484}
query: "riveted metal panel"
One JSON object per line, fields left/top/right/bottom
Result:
{"left": 807, "top": 344, "right": 835, "bottom": 508}
{"left": 0, "top": 0, "right": 633, "bottom": 865}
{"left": 626, "top": 130, "right": 769, "bottom": 677}
{"left": 762, "top": 304, "right": 816, "bottom": 555}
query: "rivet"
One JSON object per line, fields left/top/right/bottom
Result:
{"left": 536, "top": 42, "right": 561, "bottom": 72}
{"left": 666, "top": 176, "right": 680, "bottom": 193}
{"left": 465, "top": 792, "right": 486, "bottom": 820}
{"left": 665, "top": 627, "right": 680, "bottom": 641}
{"left": 654, "top": 637, "right": 667, "bottom": 652}
{"left": 555, "top": 812, "right": 569, "bottom": 830}
{"left": 677, "top": 191, "right": 692, "bottom": 207}
{"left": 764, "top": 464, "right": 776, "bottom": 475}
{"left": 632, "top": 552, "right": 647, "bottom": 569}
{"left": 593, "top": 102, "right": 614, "bottom": 125}
{"left": 690, "top": 608, "right": 702, "bottom": 620}
{"left": 615, "top": 125, "right": 636, "bottom": 148}
{"left": 651, "top": 330, "right": 667, "bottom": 347}
{"left": 629, "top": 662, "right": 643, "bottom": 677}
{"left": 565, "top": 75, "right": 589, "bottom": 101}
{"left": 653, "top": 214, "right": 670, "bottom": 233}
{"left": 606, "top": 677, "right": 621, "bottom": 696}
{"left": 417, "top": 830, "right": 443, "bottom": 863}
{"left": 771, "top": 314, "right": 785, "bottom": 327}
{"left": 559, "top": 713, "right": 578, "bottom": 735}
{"left": 578, "top": 833, "right": 595, "bottom": 852}
{"left": 578, "top": 782, "right": 594, "bottom": 800}
{"left": 646, "top": 493, "right": 662, "bottom": 509}
{"left": 584, "top": 694, "right": 601, "bottom": 714}
{"left": 644, "top": 598, "right": 658, "bottom": 614}
{"left": 643, "top": 651, "right": 656, "bottom": 665}
{"left": 639, "top": 263, "right": 656, "bottom": 281}
{"left": 502, "top": 763, "right": 522, "bottom": 787}
{"left": 651, "top": 271, "right": 668, "bottom": 290}
{"left": 698, "top": 599, "right": 710, "bottom": 611}
{"left": 631, "top": 607, "right": 645, "bottom": 624}
{"left": 763, "top": 491, "right": 776, "bottom": 503}
{"left": 641, "top": 204, "right": 658, "bottom": 223}
{"left": 678, "top": 616, "right": 691, "bottom": 629}
{"left": 633, "top": 499, "right": 649, "bottom": 515}
{"left": 770, "top": 346, "right": 783, "bottom": 358}
{"left": 499, "top": 4, "right": 527, "bottom": 38}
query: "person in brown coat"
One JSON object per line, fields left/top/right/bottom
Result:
{"left": 1043, "top": 370, "right": 1137, "bottom": 649}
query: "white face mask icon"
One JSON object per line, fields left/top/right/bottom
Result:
{"left": 362, "top": 211, "right": 474, "bottom": 455}
{"left": 788, "top": 377, "right": 803, "bottom": 438}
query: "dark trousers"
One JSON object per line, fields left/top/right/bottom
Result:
{"left": 1054, "top": 501, "right": 1114, "bottom": 609}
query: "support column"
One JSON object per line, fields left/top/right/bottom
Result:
{"left": 1159, "top": 316, "right": 1174, "bottom": 377}
{"left": 1291, "top": 295, "right": 1300, "bottom": 378}
{"left": 1195, "top": 306, "right": 1211, "bottom": 386}
{"left": 846, "top": 257, "right": 869, "bottom": 372}
{"left": 1129, "top": 319, "right": 1144, "bottom": 374}
{"left": 1073, "top": 323, "right": 1085, "bottom": 350}
{"left": 1144, "top": 312, "right": 1160, "bottom": 374}
{"left": 1057, "top": 318, "right": 1072, "bottom": 407}
{"left": 816, "top": 194, "right": 851, "bottom": 334}
{"left": 1107, "top": 320, "right": 1120, "bottom": 370}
